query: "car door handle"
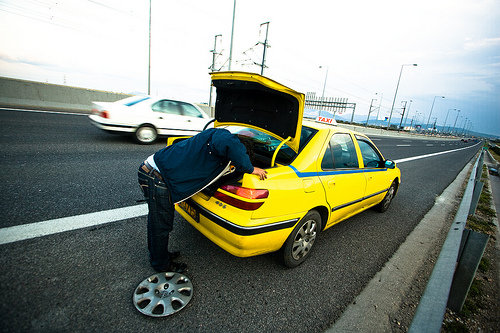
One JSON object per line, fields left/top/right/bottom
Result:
{"left": 158, "top": 117, "right": 163, "bottom": 119}
{"left": 328, "top": 180, "right": 335, "bottom": 188}
{"left": 186, "top": 119, "right": 191, "bottom": 122}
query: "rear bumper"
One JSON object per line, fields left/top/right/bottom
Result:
{"left": 88, "top": 115, "right": 136, "bottom": 133}
{"left": 176, "top": 198, "right": 300, "bottom": 257}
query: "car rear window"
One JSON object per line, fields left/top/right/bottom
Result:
{"left": 227, "top": 126, "right": 317, "bottom": 165}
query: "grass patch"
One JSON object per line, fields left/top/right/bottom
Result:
{"left": 489, "top": 148, "right": 500, "bottom": 162}
{"left": 478, "top": 257, "right": 490, "bottom": 273}
{"left": 467, "top": 216, "right": 495, "bottom": 234}
{"left": 461, "top": 280, "right": 484, "bottom": 318}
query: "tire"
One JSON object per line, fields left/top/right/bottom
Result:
{"left": 375, "top": 181, "right": 397, "bottom": 213}
{"left": 135, "top": 125, "right": 157, "bottom": 144}
{"left": 282, "top": 210, "right": 321, "bottom": 268}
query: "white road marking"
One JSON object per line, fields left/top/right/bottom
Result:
{"left": 0, "top": 140, "right": 480, "bottom": 245}
{"left": 0, "top": 107, "right": 88, "bottom": 116}
{"left": 395, "top": 142, "right": 480, "bottom": 164}
{"left": 0, "top": 204, "right": 147, "bottom": 245}
{"left": 397, "top": 144, "right": 411, "bottom": 147}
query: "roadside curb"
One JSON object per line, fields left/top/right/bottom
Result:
{"left": 326, "top": 154, "right": 474, "bottom": 332}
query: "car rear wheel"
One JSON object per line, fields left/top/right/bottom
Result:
{"left": 282, "top": 210, "right": 321, "bottom": 268}
{"left": 375, "top": 181, "right": 397, "bottom": 213}
{"left": 135, "top": 125, "right": 157, "bottom": 144}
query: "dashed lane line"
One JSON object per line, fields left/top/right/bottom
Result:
{"left": 0, "top": 143, "right": 480, "bottom": 245}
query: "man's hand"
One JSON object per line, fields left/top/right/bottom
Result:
{"left": 252, "top": 167, "right": 267, "bottom": 180}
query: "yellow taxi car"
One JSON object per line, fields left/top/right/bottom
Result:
{"left": 173, "top": 72, "right": 401, "bottom": 267}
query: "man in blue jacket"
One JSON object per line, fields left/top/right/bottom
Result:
{"left": 138, "top": 128, "right": 267, "bottom": 273}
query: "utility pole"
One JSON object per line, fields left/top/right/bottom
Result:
{"left": 258, "top": 22, "right": 270, "bottom": 75}
{"left": 398, "top": 101, "right": 407, "bottom": 132}
{"left": 403, "top": 100, "right": 412, "bottom": 127}
{"left": 148, "top": 0, "right": 152, "bottom": 95}
{"left": 228, "top": 0, "right": 236, "bottom": 71}
{"left": 209, "top": 34, "right": 222, "bottom": 108}
{"left": 365, "top": 97, "right": 377, "bottom": 127}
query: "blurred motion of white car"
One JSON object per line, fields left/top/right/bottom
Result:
{"left": 89, "top": 95, "right": 212, "bottom": 144}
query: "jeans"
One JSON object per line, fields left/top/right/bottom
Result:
{"left": 138, "top": 163, "right": 174, "bottom": 271}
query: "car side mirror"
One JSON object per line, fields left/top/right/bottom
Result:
{"left": 384, "top": 160, "right": 396, "bottom": 169}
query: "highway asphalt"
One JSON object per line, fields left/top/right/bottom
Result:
{"left": 0, "top": 109, "right": 481, "bottom": 332}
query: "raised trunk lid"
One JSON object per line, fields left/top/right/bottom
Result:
{"left": 211, "top": 71, "right": 304, "bottom": 152}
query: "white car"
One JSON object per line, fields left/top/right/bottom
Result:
{"left": 89, "top": 95, "right": 212, "bottom": 144}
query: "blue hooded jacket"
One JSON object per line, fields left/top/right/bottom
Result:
{"left": 153, "top": 128, "right": 254, "bottom": 203}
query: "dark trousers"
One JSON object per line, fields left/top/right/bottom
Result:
{"left": 138, "top": 163, "right": 174, "bottom": 271}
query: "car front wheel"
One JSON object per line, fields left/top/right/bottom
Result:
{"left": 282, "top": 210, "right": 321, "bottom": 268}
{"left": 135, "top": 125, "right": 157, "bottom": 144}
{"left": 375, "top": 181, "right": 397, "bottom": 212}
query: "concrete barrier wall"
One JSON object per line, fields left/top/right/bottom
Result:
{"left": 0, "top": 76, "right": 132, "bottom": 113}
{"left": 0, "top": 76, "right": 214, "bottom": 116}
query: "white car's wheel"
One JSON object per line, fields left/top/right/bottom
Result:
{"left": 135, "top": 125, "right": 157, "bottom": 144}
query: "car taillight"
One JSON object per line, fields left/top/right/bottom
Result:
{"left": 213, "top": 185, "right": 269, "bottom": 210}
{"left": 99, "top": 110, "right": 109, "bottom": 119}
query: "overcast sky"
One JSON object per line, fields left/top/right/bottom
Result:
{"left": 1, "top": 0, "right": 499, "bottom": 136}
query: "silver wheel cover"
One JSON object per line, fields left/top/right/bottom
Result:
{"left": 133, "top": 272, "right": 193, "bottom": 317}
{"left": 291, "top": 219, "right": 317, "bottom": 260}
{"left": 137, "top": 127, "right": 156, "bottom": 143}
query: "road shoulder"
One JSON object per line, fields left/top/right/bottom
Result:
{"left": 326, "top": 155, "right": 472, "bottom": 332}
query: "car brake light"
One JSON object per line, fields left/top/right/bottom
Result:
{"left": 221, "top": 185, "right": 269, "bottom": 199}
{"left": 99, "top": 110, "right": 109, "bottom": 119}
{"left": 213, "top": 185, "right": 269, "bottom": 210}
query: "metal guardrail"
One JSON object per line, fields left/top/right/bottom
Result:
{"left": 409, "top": 148, "right": 487, "bottom": 332}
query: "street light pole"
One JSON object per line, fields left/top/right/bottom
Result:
{"left": 148, "top": 0, "right": 152, "bottom": 95}
{"left": 319, "top": 66, "right": 329, "bottom": 99}
{"left": 209, "top": 34, "right": 222, "bottom": 109}
{"left": 426, "top": 96, "right": 445, "bottom": 130}
{"left": 228, "top": 0, "right": 236, "bottom": 70}
{"left": 376, "top": 92, "right": 383, "bottom": 121}
{"left": 443, "top": 108, "right": 455, "bottom": 134}
{"left": 387, "top": 64, "right": 417, "bottom": 129}
{"left": 452, "top": 110, "right": 461, "bottom": 135}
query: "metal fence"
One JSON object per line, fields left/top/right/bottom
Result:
{"left": 409, "top": 148, "right": 489, "bottom": 332}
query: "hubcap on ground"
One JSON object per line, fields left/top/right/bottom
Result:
{"left": 133, "top": 272, "right": 193, "bottom": 317}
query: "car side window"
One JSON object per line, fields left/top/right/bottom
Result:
{"left": 180, "top": 103, "right": 204, "bottom": 118}
{"left": 151, "top": 100, "right": 183, "bottom": 115}
{"left": 358, "top": 140, "right": 384, "bottom": 168}
{"left": 321, "top": 133, "right": 359, "bottom": 170}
